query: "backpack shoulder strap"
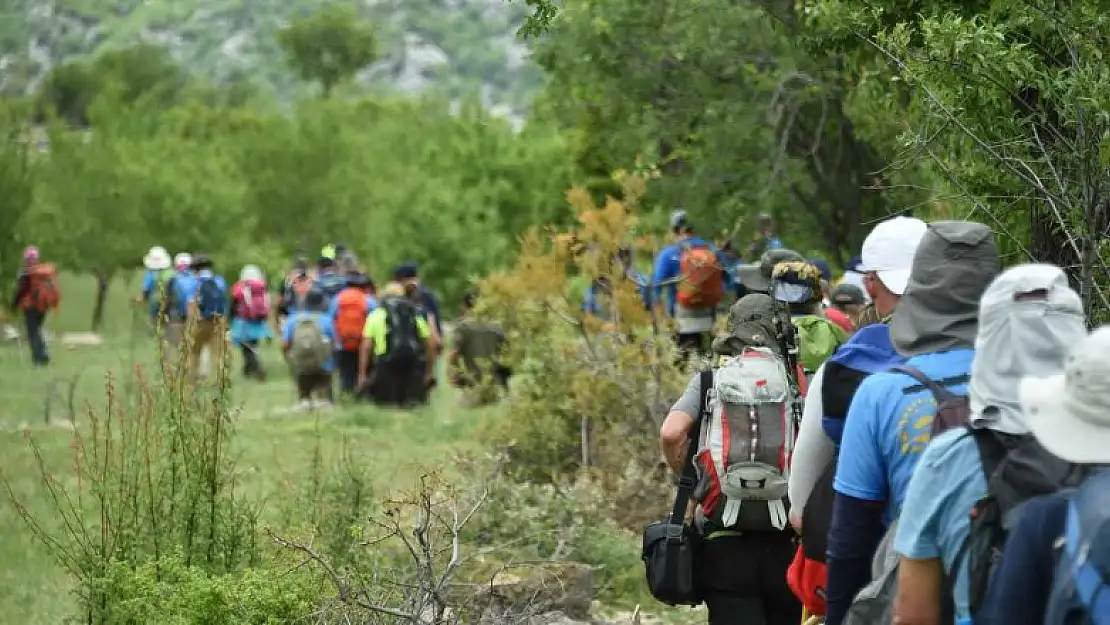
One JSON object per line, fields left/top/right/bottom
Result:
{"left": 969, "top": 427, "right": 1008, "bottom": 482}
{"left": 891, "top": 364, "right": 969, "bottom": 401}
{"left": 668, "top": 369, "right": 712, "bottom": 526}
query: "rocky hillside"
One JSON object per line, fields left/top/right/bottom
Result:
{"left": 0, "top": 0, "right": 544, "bottom": 117}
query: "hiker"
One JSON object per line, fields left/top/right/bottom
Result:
{"left": 152, "top": 252, "right": 195, "bottom": 358}
{"left": 975, "top": 325, "right": 1110, "bottom": 625}
{"left": 746, "top": 212, "right": 785, "bottom": 261}
{"left": 823, "top": 221, "right": 1000, "bottom": 625}
{"left": 768, "top": 260, "right": 849, "bottom": 377}
{"left": 278, "top": 256, "right": 314, "bottom": 324}
{"left": 891, "top": 263, "right": 1086, "bottom": 625}
{"left": 651, "top": 209, "right": 732, "bottom": 362}
{"left": 828, "top": 283, "right": 867, "bottom": 329}
{"left": 393, "top": 262, "right": 443, "bottom": 353}
{"left": 449, "top": 289, "right": 510, "bottom": 407}
{"left": 659, "top": 293, "right": 802, "bottom": 625}
{"left": 333, "top": 273, "right": 377, "bottom": 395}
{"left": 838, "top": 256, "right": 870, "bottom": 304}
{"left": 282, "top": 289, "right": 335, "bottom": 411}
{"left": 10, "top": 245, "right": 60, "bottom": 366}
{"left": 139, "top": 246, "right": 173, "bottom": 328}
{"left": 315, "top": 256, "right": 348, "bottom": 305}
{"left": 358, "top": 281, "right": 435, "bottom": 408}
{"left": 184, "top": 254, "right": 229, "bottom": 381}
{"left": 783, "top": 216, "right": 927, "bottom": 616}
{"left": 229, "top": 264, "right": 273, "bottom": 381}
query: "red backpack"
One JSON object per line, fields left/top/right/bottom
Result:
{"left": 334, "top": 288, "right": 369, "bottom": 351}
{"left": 25, "top": 264, "right": 61, "bottom": 312}
{"left": 235, "top": 279, "right": 271, "bottom": 321}
{"left": 676, "top": 243, "right": 724, "bottom": 308}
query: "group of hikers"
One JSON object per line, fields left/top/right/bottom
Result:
{"left": 646, "top": 214, "right": 1110, "bottom": 625}
{"left": 7, "top": 242, "right": 511, "bottom": 411}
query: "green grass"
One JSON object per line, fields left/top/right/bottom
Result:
{"left": 0, "top": 272, "right": 499, "bottom": 625}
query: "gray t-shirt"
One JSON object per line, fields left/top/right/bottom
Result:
{"left": 671, "top": 371, "right": 708, "bottom": 418}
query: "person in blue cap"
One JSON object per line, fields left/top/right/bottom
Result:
{"left": 393, "top": 262, "right": 443, "bottom": 353}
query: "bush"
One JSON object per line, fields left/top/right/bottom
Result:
{"left": 477, "top": 171, "right": 686, "bottom": 528}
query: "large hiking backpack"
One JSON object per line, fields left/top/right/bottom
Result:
{"left": 195, "top": 276, "right": 228, "bottom": 321}
{"left": 335, "top": 288, "right": 369, "bottom": 351}
{"left": 693, "top": 348, "right": 797, "bottom": 531}
{"left": 676, "top": 242, "right": 724, "bottom": 309}
{"left": 284, "top": 274, "right": 316, "bottom": 310}
{"left": 235, "top": 279, "right": 271, "bottom": 322}
{"left": 26, "top": 264, "right": 61, "bottom": 312}
{"left": 1045, "top": 471, "right": 1110, "bottom": 625}
{"left": 288, "top": 316, "right": 332, "bottom": 375}
{"left": 965, "top": 429, "right": 1082, "bottom": 616}
{"left": 380, "top": 297, "right": 423, "bottom": 367}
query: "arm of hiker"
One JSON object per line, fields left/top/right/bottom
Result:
{"left": 660, "top": 373, "right": 700, "bottom": 475}
{"left": 139, "top": 271, "right": 155, "bottom": 303}
{"left": 358, "top": 311, "right": 378, "bottom": 388}
{"left": 651, "top": 247, "right": 675, "bottom": 318}
{"left": 416, "top": 317, "right": 435, "bottom": 380}
{"left": 825, "top": 376, "right": 889, "bottom": 625}
{"left": 789, "top": 363, "right": 835, "bottom": 530}
{"left": 894, "top": 558, "right": 943, "bottom": 625}
{"left": 893, "top": 435, "right": 963, "bottom": 625}
{"left": 10, "top": 272, "right": 28, "bottom": 310}
{"left": 974, "top": 496, "right": 1068, "bottom": 625}
{"left": 825, "top": 494, "right": 886, "bottom": 625}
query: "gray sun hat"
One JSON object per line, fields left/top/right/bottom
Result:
{"left": 735, "top": 248, "right": 806, "bottom": 294}
{"left": 712, "top": 293, "right": 780, "bottom": 356}
{"left": 889, "top": 221, "right": 1001, "bottom": 357}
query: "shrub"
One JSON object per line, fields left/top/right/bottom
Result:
{"left": 477, "top": 171, "right": 686, "bottom": 528}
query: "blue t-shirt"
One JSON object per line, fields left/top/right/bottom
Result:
{"left": 282, "top": 311, "right": 337, "bottom": 373}
{"left": 651, "top": 237, "right": 732, "bottom": 317}
{"left": 834, "top": 348, "right": 974, "bottom": 523}
{"left": 975, "top": 494, "right": 1067, "bottom": 625}
{"left": 170, "top": 272, "right": 198, "bottom": 317}
{"left": 893, "top": 428, "right": 989, "bottom": 623}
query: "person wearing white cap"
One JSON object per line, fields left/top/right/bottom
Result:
{"left": 138, "top": 246, "right": 173, "bottom": 328}
{"left": 969, "top": 325, "right": 1110, "bottom": 625}
{"left": 891, "top": 263, "right": 1086, "bottom": 625}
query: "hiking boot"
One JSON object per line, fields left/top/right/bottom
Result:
{"left": 312, "top": 399, "right": 334, "bottom": 411}
{"left": 296, "top": 399, "right": 313, "bottom": 412}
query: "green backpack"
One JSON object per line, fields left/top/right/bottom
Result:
{"left": 288, "top": 316, "right": 332, "bottom": 375}
{"left": 793, "top": 314, "right": 849, "bottom": 373}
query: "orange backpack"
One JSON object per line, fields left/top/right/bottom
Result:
{"left": 334, "top": 288, "right": 369, "bottom": 351}
{"left": 676, "top": 243, "right": 724, "bottom": 308}
{"left": 26, "top": 264, "right": 61, "bottom": 312}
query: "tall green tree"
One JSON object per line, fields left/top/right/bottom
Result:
{"left": 277, "top": 4, "right": 378, "bottom": 98}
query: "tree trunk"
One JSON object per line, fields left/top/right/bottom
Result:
{"left": 91, "top": 269, "right": 112, "bottom": 332}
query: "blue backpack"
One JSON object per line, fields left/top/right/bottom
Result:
{"left": 195, "top": 276, "right": 228, "bottom": 321}
{"left": 1046, "top": 470, "right": 1110, "bottom": 625}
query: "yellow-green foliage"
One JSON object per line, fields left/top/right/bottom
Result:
{"left": 478, "top": 171, "right": 685, "bottom": 527}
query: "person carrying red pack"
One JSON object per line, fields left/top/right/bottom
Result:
{"left": 10, "top": 245, "right": 60, "bottom": 367}
{"left": 331, "top": 273, "right": 377, "bottom": 396}
{"left": 230, "top": 264, "right": 272, "bottom": 381}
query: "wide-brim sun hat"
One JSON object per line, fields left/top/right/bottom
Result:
{"left": 735, "top": 249, "right": 805, "bottom": 294}
{"left": 144, "top": 246, "right": 171, "bottom": 270}
{"left": 1021, "top": 326, "right": 1110, "bottom": 464}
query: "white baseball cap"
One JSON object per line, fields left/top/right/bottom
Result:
{"left": 857, "top": 216, "right": 928, "bottom": 296}
{"left": 174, "top": 253, "right": 193, "bottom": 270}
{"left": 143, "top": 246, "right": 171, "bottom": 270}
{"left": 1021, "top": 325, "right": 1110, "bottom": 464}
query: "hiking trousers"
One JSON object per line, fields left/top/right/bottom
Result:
{"left": 701, "top": 530, "right": 801, "bottom": 625}
{"left": 367, "top": 363, "right": 427, "bottom": 407}
{"left": 296, "top": 371, "right": 333, "bottom": 402}
{"left": 188, "top": 318, "right": 225, "bottom": 379}
{"left": 240, "top": 341, "right": 265, "bottom": 380}
{"left": 336, "top": 349, "right": 360, "bottom": 394}
{"left": 23, "top": 308, "right": 49, "bottom": 366}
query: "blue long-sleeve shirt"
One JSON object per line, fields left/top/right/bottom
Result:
{"left": 651, "top": 236, "right": 732, "bottom": 317}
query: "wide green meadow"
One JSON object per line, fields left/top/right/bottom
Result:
{"left": 0, "top": 273, "right": 497, "bottom": 624}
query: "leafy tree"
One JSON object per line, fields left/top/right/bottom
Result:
{"left": 277, "top": 3, "right": 378, "bottom": 97}
{"left": 0, "top": 98, "right": 35, "bottom": 301}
